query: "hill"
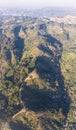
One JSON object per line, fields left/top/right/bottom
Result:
{"left": 0, "top": 15, "right": 76, "bottom": 130}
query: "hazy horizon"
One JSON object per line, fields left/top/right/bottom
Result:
{"left": 0, "top": 0, "right": 76, "bottom": 9}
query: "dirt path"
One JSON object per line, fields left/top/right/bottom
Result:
{"left": 12, "top": 108, "right": 26, "bottom": 119}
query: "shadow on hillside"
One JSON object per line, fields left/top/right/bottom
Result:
{"left": 44, "top": 34, "right": 62, "bottom": 48}
{"left": 13, "top": 26, "right": 21, "bottom": 37}
{"left": 22, "top": 85, "right": 70, "bottom": 116}
{"left": 9, "top": 121, "right": 31, "bottom": 130}
{"left": 0, "top": 92, "right": 8, "bottom": 118}
{"left": 38, "top": 44, "right": 54, "bottom": 56}
{"left": 41, "top": 117, "right": 63, "bottom": 130}
{"left": 21, "top": 34, "right": 71, "bottom": 117}
{"left": 13, "top": 37, "right": 24, "bottom": 61}
{"left": 35, "top": 55, "right": 64, "bottom": 88}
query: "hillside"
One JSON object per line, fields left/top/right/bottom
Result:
{"left": 0, "top": 15, "right": 76, "bottom": 130}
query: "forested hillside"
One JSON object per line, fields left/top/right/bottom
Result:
{"left": 0, "top": 15, "right": 76, "bottom": 130}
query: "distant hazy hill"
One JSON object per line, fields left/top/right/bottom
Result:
{"left": 1, "top": 7, "right": 76, "bottom": 17}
